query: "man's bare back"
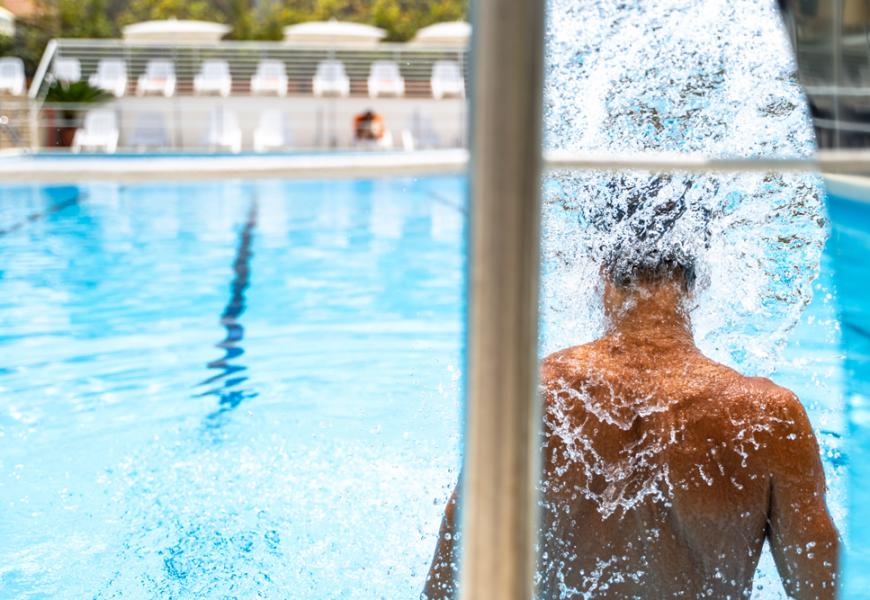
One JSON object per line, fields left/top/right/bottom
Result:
{"left": 539, "top": 333, "right": 838, "bottom": 599}
{"left": 424, "top": 277, "right": 839, "bottom": 599}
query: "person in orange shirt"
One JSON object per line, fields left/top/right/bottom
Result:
{"left": 353, "top": 109, "right": 385, "bottom": 142}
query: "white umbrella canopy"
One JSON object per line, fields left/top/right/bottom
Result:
{"left": 122, "top": 19, "right": 230, "bottom": 43}
{"left": 0, "top": 7, "right": 15, "bottom": 38}
{"left": 411, "top": 21, "right": 471, "bottom": 46}
{"left": 283, "top": 20, "right": 386, "bottom": 46}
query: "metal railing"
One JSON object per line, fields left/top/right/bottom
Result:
{"left": 30, "top": 38, "right": 469, "bottom": 100}
{"left": 24, "top": 38, "right": 470, "bottom": 153}
{"left": 7, "top": 148, "right": 870, "bottom": 184}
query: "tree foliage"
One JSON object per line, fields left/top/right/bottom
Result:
{"left": 0, "top": 0, "right": 468, "bottom": 74}
{"left": 115, "top": 0, "right": 466, "bottom": 40}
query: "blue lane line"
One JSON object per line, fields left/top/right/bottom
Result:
{"left": 195, "top": 198, "right": 259, "bottom": 424}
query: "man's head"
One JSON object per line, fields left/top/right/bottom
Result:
{"left": 602, "top": 247, "right": 698, "bottom": 293}
{"left": 593, "top": 174, "right": 709, "bottom": 295}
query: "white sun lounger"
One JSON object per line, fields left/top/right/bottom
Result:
{"left": 130, "top": 112, "right": 170, "bottom": 150}
{"left": 194, "top": 60, "right": 232, "bottom": 97}
{"left": 250, "top": 60, "right": 287, "bottom": 96}
{"left": 72, "top": 109, "right": 119, "bottom": 153}
{"left": 137, "top": 60, "right": 176, "bottom": 97}
{"left": 407, "top": 111, "right": 442, "bottom": 149}
{"left": 367, "top": 61, "right": 405, "bottom": 98}
{"left": 205, "top": 108, "right": 242, "bottom": 153}
{"left": 53, "top": 58, "right": 81, "bottom": 84}
{"left": 431, "top": 60, "right": 465, "bottom": 99}
{"left": 0, "top": 57, "right": 26, "bottom": 96}
{"left": 89, "top": 59, "right": 128, "bottom": 98}
{"left": 254, "top": 110, "right": 291, "bottom": 152}
{"left": 312, "top": 60, "right": 350, "bottom": 97}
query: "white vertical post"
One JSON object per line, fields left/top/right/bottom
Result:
{"left": 459, "top": 0, "right": 546, "bottom": 598}
{"left": 832, "top": 0, "right": 843, "bottom": 148}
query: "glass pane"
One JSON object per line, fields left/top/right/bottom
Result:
{"left": 539, "top": 1, "right": 844, "bottom": 598}
{"left": 779, "top": 0, "right": 870, "bottom": 149}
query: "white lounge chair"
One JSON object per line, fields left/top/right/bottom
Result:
{"left": 137, "top": 60, "right": 176, "bottom": 97}
{"left": 194, "top": 60, "right": 232, "bottom": 97}
{"left": 205, "top": 108, "right": 242, "bottom": 153}
{"left": 253, "top": 110, "right": 291, "bottom": 152}
{"left": 367, "top": 61, "right": 405, "bottom": 98}
{"left": 89, "top": 59, "right": 128, "bottom": 97}
{"left": 407, "top": 111, "right": 442, "bottom": 149}
{"left": 72, "top": 109, "right": 119, "bottom": 153}
{"left": 250, "top": 60, "right": 287, "bottom": 96}
{"left": 130, "top": 112, "right": 170, "bottom": 150}
{"left": 0, "top": 57, "right": 25, "bottom": 96}
{"left": 53, "top": 58, "right": 81, "bottom": 84}
{"left": 431, "top": 60, "right": 465, "bottom": 99}
{"left": 312, "top": 60, "right": 350, "bottom": 97}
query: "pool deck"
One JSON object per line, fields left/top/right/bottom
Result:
{"left": 0, "top": 149, "right": 469, "bottom": 183}
{"left": 824, "top": 174, "right": 870, "bottom": 203}
{"left": 3, "top": 151, "right": 870, "bottom": 197}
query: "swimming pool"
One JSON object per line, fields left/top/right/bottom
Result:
{"left": 0, "top": 175, "right": 851, "bottom": 598}
{"left": 825, "top": 189, "right": 870, "bottom": 599}
{"left": 0, "top": 177, "right": 465, "bottom": 598}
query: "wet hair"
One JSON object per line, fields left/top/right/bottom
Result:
{"left": 596, "top": 175, "right": 710, "bottom": 290}
{"left": 604, "top": 253, "right": 698, "bottom": 289}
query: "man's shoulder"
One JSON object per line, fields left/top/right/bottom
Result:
{"left": 702, "top": 369, "right": 811, "bottom": 435}
{"left": 727, "top": 376, "right": 821, "bottom": 482}
{"left": 540, "top": 344, "right": 808, "bottom": 414}
{"left": 717, "top": 371, "right": 803, "bottom": 413}
{"left": 745, "top": 377, "right": 812, "bottom": 433}
{"left": 540, "top": 343, "right": 599, "bottom": 384}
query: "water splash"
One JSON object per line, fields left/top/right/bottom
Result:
{"left": 540, "top": 1, "right": 833, "bottom": 597}
{"left": 542, "top": 0, "right": 827, "bottom": 376}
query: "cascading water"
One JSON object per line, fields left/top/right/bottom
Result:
{"left": 543, "top": 0, "right": 825, "bottom": 370}
{"left": 541, "top": 0, "right": 837, "bottom": 598}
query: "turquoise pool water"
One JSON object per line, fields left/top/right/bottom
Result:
{"left": 0, "top": 176, "right": 853, "bottom": 598}
{"left": 826, "top": 192, "right": 870, "bottom": 599}
{"left": 0, "top": 178, "right": 465, "bottom": 598}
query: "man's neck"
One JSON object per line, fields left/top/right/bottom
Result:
{"left": 602, "top": 279, "right": 695, "bottom": 348}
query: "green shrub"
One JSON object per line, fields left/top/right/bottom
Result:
{"left": 45, "top": 80, "right": 113, "bottom": 120}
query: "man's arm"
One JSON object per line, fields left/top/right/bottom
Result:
{"left": 766, "top": 388, "right": 839, "bottom": 600}
{"left": 422, "top": 484, "right": 460, "bottom": 600}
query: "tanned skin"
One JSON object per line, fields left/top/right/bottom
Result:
{"left": 423, "top": 276, "right": 839, "bottom": 599}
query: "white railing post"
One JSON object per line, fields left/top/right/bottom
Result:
{"left": 28, "top": 39, "right": 58, "bottom": 150}
{"left": 459, "top": 0, "right": 546, "bottom": 598}
{"left": 28, "top": 39, "right": 57, "bottom": 101}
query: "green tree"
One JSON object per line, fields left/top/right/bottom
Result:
{"left": 223, "top": 0, "right": 255, "bottom": 39}
{"left": 118, "top": 0, "right": 225, "bottom": 26}
{"left": 249, "top": 3, "right": 311, "bottom": 41}
{"left": 0, "top": 0, "right": 469, "bottom": 76}
{"left": 57, "top": 0, "right": 116, "bottom": 38}
{"left": 371, "top": 0, "right": 407, "bottom": 41}
{"left": 427, "top": 0, "right": 465, "bottom": 24}
{"left": 0, "top": 34, "right": 13, "bottom": 56}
